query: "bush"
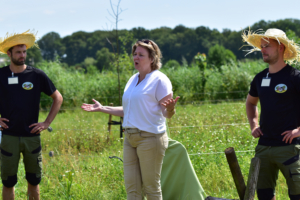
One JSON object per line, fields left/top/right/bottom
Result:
{"left": 207, "top": 44, "right": 236, "bottom": 71}
{"left": 163, "top": 59, "right": 181, "bottom": 69}
{"left": 36, "top": 59, "right": 268, "bottom": 108}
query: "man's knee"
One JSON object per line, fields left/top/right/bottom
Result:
{"left": 257, "top": 188, "right": 274, "bottom": 200}
{"left": 26, "top": 172, "right": 41, "bottom": 186}
{"left": 2, "top": 175, "right": 17, "bottom": 188}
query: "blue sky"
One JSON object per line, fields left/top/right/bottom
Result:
{"left": 1, "top": 0, "right": 300, "bottom": 39}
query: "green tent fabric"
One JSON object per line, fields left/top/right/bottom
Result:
{"left": 161, "top": 139, "right": 206, "bottom": 200}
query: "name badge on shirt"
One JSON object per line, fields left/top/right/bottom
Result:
{"left": 261, "top": 72, "right": 271, "bottom": 87}
{"left": 261, "top": 78, "right": 271, "bottom": 87}
{"left": 8, "top": 77, "right": 18, "bottom": 84}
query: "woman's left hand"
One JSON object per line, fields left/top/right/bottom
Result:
{"left": 161, "top": 96, "right": 180, "bottom": 112}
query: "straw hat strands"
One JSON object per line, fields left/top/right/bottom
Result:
{"left": 242, "top": 28, "right": 300, "bottom": 64}
{"left": 0, "top": 30, "right": 39, "bottom": 54}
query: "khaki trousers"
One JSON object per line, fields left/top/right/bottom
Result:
{"left": 123, "top": 128, "right": 168, "bottom": 200}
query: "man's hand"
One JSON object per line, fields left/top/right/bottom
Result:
{"left": 29, "top": 122, "right": 50, "bottom": 134}
{"left": 282, "top": 129, "right": 300, "bottom": 144}
{"left": 252, "top": 127, "right": 263, "bottom": 138}
{"left": 0, "top": 118, "right": 9, "bottom": 130}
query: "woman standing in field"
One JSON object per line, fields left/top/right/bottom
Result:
{"left": 81, "top": 39, "right": 179, "bottom": 200}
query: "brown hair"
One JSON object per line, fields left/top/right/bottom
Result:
{"left": 132, "top": 39, "right": 162, "bottom": 70}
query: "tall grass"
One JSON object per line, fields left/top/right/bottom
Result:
{"left": 37, "top": 59, "right": 267, "bottom": 108}
{"left": 0, "top": 102, "right": 287, "bottom": 199}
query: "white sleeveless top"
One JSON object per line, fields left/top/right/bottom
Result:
{"left": 122, "top": 70, "right": 172, "bottom": 134}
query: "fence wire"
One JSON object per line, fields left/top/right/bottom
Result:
{"left": 40, "top": 90, "right": 249, "bottom": 101}
{"left": 43, "top": 122, "right": 248, "bottom": 132}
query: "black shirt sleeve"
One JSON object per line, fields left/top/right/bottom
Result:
{"left": 39, "top": 70, "right": 57, "bottom": 96}
{"left": 249, "top": 75, "right": 258, "bottom": 97}
{"left": 293, "top": 69, "right": 300, "bottom": 93}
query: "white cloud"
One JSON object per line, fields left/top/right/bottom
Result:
{"left": 0, "top": 18, "right": 3, "bottom": 22}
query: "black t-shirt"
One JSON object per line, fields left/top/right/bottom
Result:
{"left": 249, "top": 64, "right": 300, "bottom": 146}
{"left": 0, "top": 65, "right": 56, "bottom": 137}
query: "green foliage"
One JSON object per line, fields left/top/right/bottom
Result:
{"left": 194, "top": 53, "right": 207, "bottom": 71}
{"left": 0, "top": 54, "right": 9, "bottom": 68}
{"left": 161, "top": 66, "right": 204, "bottom": 102}
{"left": 163, "top": 59, "right": 181, "bottom": 69}
{"left": 83, "top": 57, "right": 96, "bottom": 67}
{"left": 35, "top": 59, "right": 269, "bottom": 108}
{"left": 38, "top": 32, "right": 65, "bottom": 61}
{"left": 286, "top": 29, "right": 300, "bottom": 43}
{"left": 96, "top": 47, "right": 114, "bottom": 71}
{"left": 205, "top": 59, "right": 267, "bottom": 100}
{"left": 26, "top": 47, "right": 43, "bottom": 65}
{"left": 194, "top": 53, "right": 208, "bottom": 98}
{"left": 118, "top": 52, "right": 134, "bottom": 72}
{"left": 207, "top": 44, "right": 236, "bottom": 71}
{"left": 6, "top": 102, "right": 290, "bottom": 199}
{"left": 286, "top": 30, "right": 300, "bottom": 70}
{"left": 31, "top": 18, "right": 300, "bottom": 68}
{"left": 36, "top": 60, "right": 134, "bottom": 108}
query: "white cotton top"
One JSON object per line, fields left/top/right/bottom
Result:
{"left": 122, "top": 70, "right": 173, "bottom": 134}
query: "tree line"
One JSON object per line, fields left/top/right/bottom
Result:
{"left": 23, "top": 18, "right": 300, "bottom": 71}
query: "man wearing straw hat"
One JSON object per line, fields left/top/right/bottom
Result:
{"left": 243, "top": 28, "right": 300, "bottom": 200}
{"left": 0, "top": 30, "right": 63, "bottom": 200}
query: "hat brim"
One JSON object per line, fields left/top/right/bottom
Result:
{"left": 0, "top": 30, "right": 38, "bottom": 54}
{"left": 242, "top": 30, "right": 300, "bottom": 63}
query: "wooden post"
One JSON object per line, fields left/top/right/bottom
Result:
{"left": 108, "top": 103, "right": 114, "bottom": 134}
{"left": 244, "top": 157, "right": 260, "bottom": 200}
{"left": 224, "top": 147, "right": 246, "bottom": 200}
{"left": 107, "top": 103, "right": 113, "bottom": 142}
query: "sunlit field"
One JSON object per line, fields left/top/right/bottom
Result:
{"left": 0, "top": 101, "right": 289, "bottom": 199}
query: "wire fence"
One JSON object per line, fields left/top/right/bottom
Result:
{"left": 40, "top": 122, "right": 252, "bottom": 157}
{"left": 39, "top": 97, "right": 247, "bottom": 112}
{"left": 44, "top": 149, "right": 255, "bottom": 158}
{"left": 40, "top": 90, "right": 249, "bottom": 102}
{"left": 188, "top": 150, "right": 254, "bottom": 156}
{"left": 37, "top": 90, "right": 252, "bottom": 158}
{"left": 43, "top": 122, "right": 249, "bottom": 132}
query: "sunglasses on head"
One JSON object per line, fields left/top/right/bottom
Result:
{"left": 140, "top": 40, "right": 151, "bottom": 45}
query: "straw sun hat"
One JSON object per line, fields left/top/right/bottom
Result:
{"left": 0, "top": 30, "right": 38, "bottom": 54}
{"left": 242, "top": 28, "right": 300, "bottom": 63}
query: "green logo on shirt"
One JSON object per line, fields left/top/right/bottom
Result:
{"left": 275, "top": 84, "right": 287, "bottom": 93}
{"left": 22, "top": 82, "right": 33, "bottom": 90}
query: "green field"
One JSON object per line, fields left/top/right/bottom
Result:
{"left": 0, "top": 101, "right": 289, "bottom": 199}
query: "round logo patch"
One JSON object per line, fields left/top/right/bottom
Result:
{"left": 22, "top": 82, "right": 34, "bottom": 90}
{"left": 275, "top": 84, "right": 287, "bottom": 93}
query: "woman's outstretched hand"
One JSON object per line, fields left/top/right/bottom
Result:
{"left": 161, "top": 96, "right": 180, "bottom": 112}
{"left": 81, "top": 99, "right": 103, "bottom": 112}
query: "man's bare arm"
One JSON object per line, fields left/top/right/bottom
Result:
{"left": 29, "top": 90, "right": 63, "bottom": 133}
{"left": 246, "top": 94, "right": 263, "bottom": 138}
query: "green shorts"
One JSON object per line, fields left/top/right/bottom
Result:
{"left": 255, "top": 144, "right": 300, "bottom": 195}
{"left": 0, "top": 134, "right": 42, "bottom": 181}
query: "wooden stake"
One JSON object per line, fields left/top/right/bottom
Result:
{"left": 107, "top": 103, "right": 114, "bottom": 142}
{"left": 224, "top": 147, "right": 246, "bottom": 200}
{"left": 108, "top": 103, "right": 113, "bottom": 134}
{"left": 244, "top": 157, "right": 260, "bottom": 200}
